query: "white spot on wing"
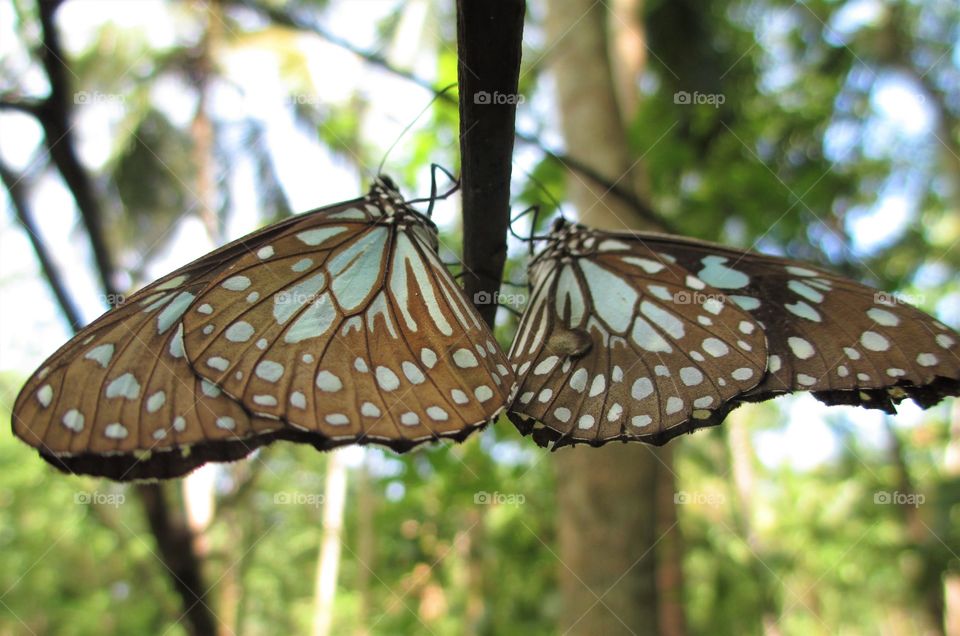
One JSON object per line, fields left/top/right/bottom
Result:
{"left": 402, "top": 361, "right": 425, "bottom": 384}
{"left": 62, "top": 409, "right": 84, "bottom": 431}
{"left": 315, "top": 370, "right": 343, "bottom": 392}
{"left": 296, "top": 226, "right": 348, "bottom": 246}
{"left": 569, "top": 368, "right": 588, "bottom": 392}
{"left": 222, "top": 276, "right": 251, "bottom": 291}
{"left": 104, "top": 423, "right": 128, "bottom": 439}
{"left": 579, "top": 260, "right": 637, "bottom": 332}
{"left": 225, "top": 321, "right": 255, "bottom": 343}
{"left": 787, "top": 337, "right": 816, "bottom": 360}
{"left": 284, "top": 292, "right": 337, "bottom": 343}
{"left": 631, "top": 377, "right": 653, "bottom": 400}
{"left": 453, "top": 348, "right": 479, "bottom": 368}
{"left": 698, "top": 255, "right": 749, "bottom": 289}
{"left": 329, "top": 227, "right": 388, "bottom": 312}
{"left": 146, "top": 391, "right": 166, "bottom": 413}
{"left": 785, "top": 301, "right": 821, "bottom": 322}
{"left": 475, "top": 385, "right": 493, "bottom": 402}
{"left": 375, "top": 366, "right": 400, "bottom": 391}
{"left": 861, "top": 331, "right": 890, "bottom": 352}
{"left": 156, "top": 291, "right": 196, "bottom": 334}
{"left": 84, "top": 344, "right": 115, "bottom": 368}
{"left": 255, "top": 361, "right": 285, "bottom": 383}
{"left": 106, "top": 373, "right": 141, "bottom": 400}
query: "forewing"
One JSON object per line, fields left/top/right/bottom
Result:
{"left": 183, "top": 207, "right": 516, "bottom": 450}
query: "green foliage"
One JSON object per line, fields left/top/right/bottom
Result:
{"left": 109, "top": 109, "right": 192, "bottom": 253}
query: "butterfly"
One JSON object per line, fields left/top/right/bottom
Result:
{"left": 507, "top": 218, "right": 960, "bottom": 448}
{"left": 12, "top": 176, "right": 517, "bottom": 481}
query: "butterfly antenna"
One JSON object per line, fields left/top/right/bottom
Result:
{"left": 413, "top": 163, "right": 460, "bottom": 218}
{"left": 508, "top": 167, "right": 567, "bottom": 255}
{"left": 508, "top": 205, "right": 539, "bottom": 241}
{"left": 377, "top": 83, "right": 458, "bottom": 179}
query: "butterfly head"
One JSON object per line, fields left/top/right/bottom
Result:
{"left": 367, "top": 175, "right": 440, "bottom": 251}
{"left": 370, "top": 174, "right": 407, "bottom": 208}
{"left": 535, "top": 218, "right": 598, "bottom": 260}
{"left": 523, "top": 218, "right": 602, "bottom": 287}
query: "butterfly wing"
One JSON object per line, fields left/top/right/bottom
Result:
{"left": 508, "top": 223, "right": 960, "bottom": 449}
{"left": 182, "top": 198, "right": 516, "bottom": 450}
{"left": 10, "top": 249, "right": 291, "bottom": 480}
{"left": 629, "top": 233, "right": 960, "bottom": 410}
{"left": 508, "top": 229, "right": 768, "bottom": 447}
{"left": 14, "top": 184, "right": 516, "bottom": 480}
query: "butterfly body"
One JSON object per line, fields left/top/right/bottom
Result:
{"left": 13, "top": 178, "right": 516, "bottom": 480}
{"left": 509, "top": 219, "right": 960, "bottom": 448}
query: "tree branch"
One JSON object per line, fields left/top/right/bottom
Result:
{"left": 17, "top": 4, "right": 217, "bottom": 634}
{"left": 0, "top": 158, "right": 83, "bottom": 330}
{"left": 0, "top": 96, "right": 43, "bottom": 116}
{"left": 456, "top": 0, "right": 525, "bottom": 327}
{"left": 237, "top": 0, "right": 672, "bottom": 235}
{"left": 35, "top": 0, "right": 116, "bottom": 296}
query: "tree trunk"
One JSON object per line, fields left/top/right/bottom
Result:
{"left": 726, "top": 408, "right": 784, "bottom": 633}
{"left": 885, "top": 419, "right": 946, "bottom": 636}
{"left": 547, "top": 1, "right": 663, "bottom": 632}
{"left": 943, "top": 399, "right": 960, "bottom": 636}
{"left": 313, "top": 449, "right": 349, "bottom": 636}
{"left": 354, "top": 457, "right": 375, "bottom": 636}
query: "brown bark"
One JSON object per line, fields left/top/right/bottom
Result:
{"left": 548, "top": 3, "right": 663, "bottom": 631}
{"left": 655, "top": 444, "right": 687, "bottom": 636}
{"left": 456, "top": 0, "right": 525, "bottom": 327}
{"left": 885, "top": 419, "right": 945, "bottom": 636}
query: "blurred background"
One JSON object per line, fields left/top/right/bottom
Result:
{"left": 0, "top": 0, "right": 958, "bottom": 634}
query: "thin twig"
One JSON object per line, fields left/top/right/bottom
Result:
{"left": 0, "top": 158, "right": 84, "bottom": 330}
